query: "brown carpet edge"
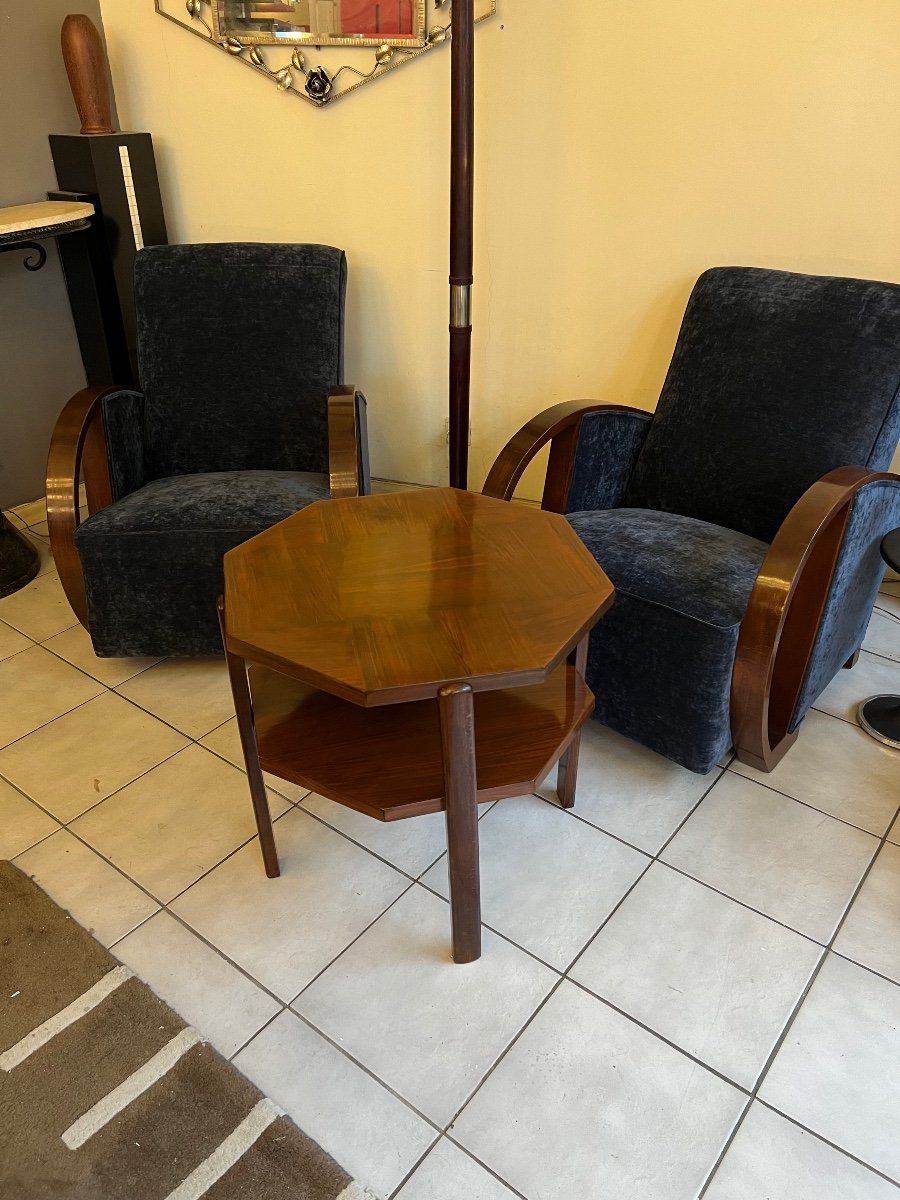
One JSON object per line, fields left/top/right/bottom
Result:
{"left": 0, "top": 860, "right": 381, "bottom": 1200}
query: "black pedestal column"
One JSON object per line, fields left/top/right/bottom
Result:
{"left": 0, "top": 204, "right": 94, "bottom": 596}
{"left": 49, "top": 131, "right": 168, "bottom": 386}
{"left": 858, "top": 529, "right": 900, "bottom": 749}
{"left": 0, "top": 517, "right": 39, "bottom": 598}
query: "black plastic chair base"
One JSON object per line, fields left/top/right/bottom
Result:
{"left": 858, "top": 694, "right": 900, "bottom": 751}
{"left": 0, "top": 514, "right": 40, "bottom": 598}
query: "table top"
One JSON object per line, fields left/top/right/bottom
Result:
{"left": 0, "top": 201, "right": 94, "bottom": 239}
{"left": 223, "top": 488, "right": 614, "bottom": 706}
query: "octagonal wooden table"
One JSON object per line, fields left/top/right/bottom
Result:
{"left": 220, "top": 488, "right": 614, "bottom": 963}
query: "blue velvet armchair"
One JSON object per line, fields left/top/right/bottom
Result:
{"left": 47, "top": 242, "right": 369, "bottom": 658}
{"left": 484, "top": 267, "right": 900, "bottom": 774}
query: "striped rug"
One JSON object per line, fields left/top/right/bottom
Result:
{"left": 0, "top": 861, "right": 377, "bottom": 1200}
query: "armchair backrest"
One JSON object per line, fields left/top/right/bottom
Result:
{"left": 134, "top": 243, "right": 346, "bottom": 480}
{"left": 624, "top": 267, "right": 900, "bottom": 543}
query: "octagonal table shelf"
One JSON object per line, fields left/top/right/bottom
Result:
{"left": 221, "top": 488, "right": 614, "bottom": 963}
{"left": 248, "top": 660, "right": 593, "bottom": 820}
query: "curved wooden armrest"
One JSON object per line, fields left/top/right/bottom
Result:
{"left": 732, "top": 465, "right": 899, "bottom": 771}
{"left": 328, "top": 386, "right": 371, "bottom": 498}
{"left": 46, "top": 384, "right": 131, "bottom": 626}
{"left": 483, "top": 400, "right": 648, "bottom": 512}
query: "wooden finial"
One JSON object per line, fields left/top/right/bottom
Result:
{"left": 61, "top": 14, "right": 115, "bottom": 135}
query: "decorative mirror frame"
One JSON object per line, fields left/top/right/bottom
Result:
{"left": 155, "top": 0, "right": 496, "bottom": 107}
{"left": 209, "top": 0, "right": 427, "bottom": 50}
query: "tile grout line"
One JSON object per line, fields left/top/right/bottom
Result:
{"left": 2, "top": 664, "right": 312, "bottom": 826}
{"left": 146, "top": 777, "right": 898, "bottom": 1199}
{"left": 435, "top": 1140, "right": 532, "bottom": 1200}
{"left": 439, "top": 975, "right": 568, "bottom": 1135}
{"left": 0, "top": 658, "right": 107, "bottom": 752}
{"left": 9, "top": 706, "right": 670, "bottom": 1005}
{"left": 5, "top": 821, "right": 64, "bottom": 861}
{"left": 4, "top": 509, "right": 31, "bottom": 531}
{"left": 829, "top": 946, "right": 900, "bottom": 992}
{"left": 696, "top": 795, "right": 900, "bottom": 1196}
{"left": 14, "top": 793, "right": 286, "bottom": 919}
{"left": 14, "top": 811, "right": 900, "bottom": 1200}
{"left": 695, "top": 943, "right": 830, "bottom": 1198}
{"left": 1, "top": 709, "right": 257, "bottom": 828}
{"left": 46, "top": 808, "right": 456, "bottom": 1144}
{"left": 694, "top": 1096, "right": 755, "bottom": 1199}
{"left": 860, "top": 644, "right": 900, "bottom": 668}
{"left": 697, "top": 938, "right": 839, "bottom": 1200}
{"left": 11, "top": 712, "right": 899, "bottom": 1170}
{"left": 234, "top": 753, "right": 891, "bottom": 1195}
{"left": 413, "top": 875, "right": 571, "bottom": 976}
{"left": 657, "top": 859, "right": 835, "bottom": 947}
{"left": 195, "top": 733, "right": 313, "bottom": 808}
{"left": 415, "top": 878, "right": 571, "bottom": 979}
{"left": 70, "top": 813, "right": 419, "bottom": 1076}
{"left": 557, "top": 858, "right": 655, "bottom": 979}
{"left": 38, "top": 633, "right": 165, "bottom": 689}
{"left": 225, "top": 1006, "right": 288, "bottom": 1062}
{"left": 1, "top": 616, "right": 167, "bottom": 737}
{"left": 444, "top": 761, "right": 900, "bottom": 1195}
{"left": 286, "top": 1006, "right": 445, "bottom": 1137}
{"left": 389, "top": 1135, "right": 530, "bottom": 1200}
{"left": 0, "top": 739, "right": 190, "bottom": 829}
{"left": 424, "top": 769, "right": 708, "bottom": 1159}
{"left": 723, "top": 758, "right": 894, "bottom": 840}
{"left": 565, "top": 976, "right": 754, "bottom": 1096}
{"left": 294, "top": 797, "right": 499, "bottom": 893}
{"left": 406, "top": 592, "right": 892, "bottom": 1199}
{"left": 4, "top": 666, "right": 516, "bottom": 1147}
{"left": 812, "top": 704, "right": 877, "bottom": 731}
{"left": 530, "top": 788, "right": 660, "bottom": 856}
{"left": 15, "top": 796, "right": 302, "bottom": 997}
{"left": 286, "top": 880, "right": 419, "bottom": 1009}
{"left": 412, "top": 763, "right": 758, "bottom": 1185}
{"left": 648, "top": 763, "right": 731, "bottom": 860}
{"left": 270, "top": 865, "right": 575, "bottom": 1180}
{"left": 383, "top": 1134, "right": 444, "bottom": 1200}
{"left": 284, "top": 804, "right": 423, "bottom": 887}
{"left": 5, "top": 565, "right": 899, "bottom": 1194}
{"left": 753, "top": 1097, "right": 900, "bottom": 1190}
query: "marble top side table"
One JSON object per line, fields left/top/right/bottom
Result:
{"left": 0, "top": 200, "right": 94, "bottom": 595}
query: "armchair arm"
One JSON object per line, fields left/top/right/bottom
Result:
{"left": 732, "top": 466, "right": 900, "bottom": 771}
{"left": 327, "top": 386, "right": 371, "bottom": 498}
{"left": 483, "top": 401, "right": 651, "bottom": 513}
{"left": 46, "top": 385, "right": 140, "bottom": 626}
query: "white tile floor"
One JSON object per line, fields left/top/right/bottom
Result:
{"left": 2, "top": 500, "right": 900, "bottom": 1198}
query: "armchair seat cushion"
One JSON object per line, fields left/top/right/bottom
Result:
{"left": 76, "top": 471, "right": 329, "bottom": 657}
{"left": 567, "top": 508, "right": 769, "bottom": 773}
{"left": 80, "top": 470, "right": 329, "bottom": 534}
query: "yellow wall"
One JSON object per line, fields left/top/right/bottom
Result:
{"left": 98, "top": 0, "right": 900, "bottom": 493}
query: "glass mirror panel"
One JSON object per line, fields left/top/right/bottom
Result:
{"left": 212, "top": 0, "right": 426, "bottom": 47}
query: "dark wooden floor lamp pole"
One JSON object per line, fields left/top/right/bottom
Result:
{"left": 449, "top": 0, "right": 475, "bottom": 489}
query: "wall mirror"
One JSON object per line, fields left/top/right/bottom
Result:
{"left": 157, "top": 0, "right": 495, "bottom": 106}
{"left": 211, "top": 0, "right": 426, "bottom": 48}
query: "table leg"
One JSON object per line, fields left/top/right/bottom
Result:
{"left": 439, "top": 683, "right": 481, "bottom": 963}
{"left": 218, "top": 600, "right": 280, "bottom": 879}
{"left": 557, "top": 634, "right": 589, "bottom": 810}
